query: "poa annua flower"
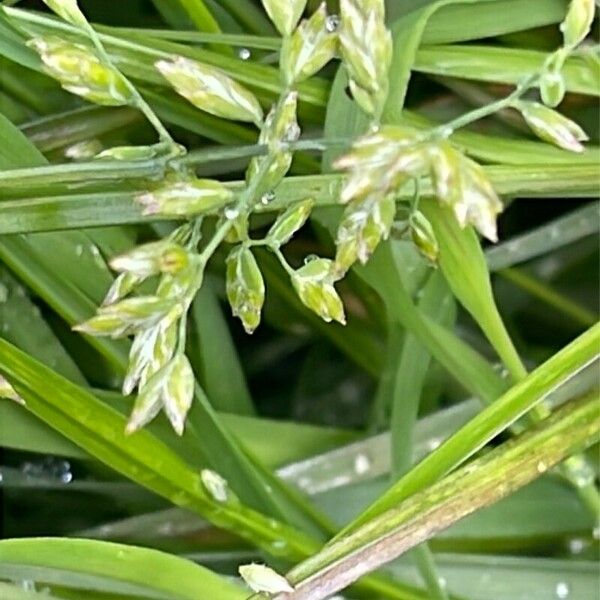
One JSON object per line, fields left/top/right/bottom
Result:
{"left": 156, "top": 56, "right": 263, "bottom": 126}
{"left": 28, "top": 37, "right": 131, "bottom": 106}
{"left": 110, "top": 241, "right": 190, "bottom": 278}
{"left": 280, "top": 3, "right": 338, "bottom": 87}
{"left": 226, "top": 246, "right": 265, "bottom": 334}
{"left": 73, "top": 296, "right": 177, "bottom": 338}
{"left": 247, "top": 91, "right": 300, "bottom": 192}
{"left": 101, "top": 272, "right": 142, "bottom": 306}
{"left": 239, "top": 563, "right": 294, "bottom": 594}
{"left": 336, "top": 127, "right": 503, "bottom": 245}
{"left": 339, "top": 0, "right": 392, "bottom": 116}
{"left": 126, "top": 352, "right": 194, "bottom": 435}
{"left": 260, "top": 0, "right": 307, "bottom": 36}
{"left": 452, "top": 157, "right": 503, "bottom": 242}
{"left": 516, "top": 101, "right": 588, "bottom": 152}
{"left": 292, "top": 258, "right": 346, "bottom": 324}
{"left": 136, "top": 176, "right": 234, "bottom": 217}
{"left": 334, "top": 194, "right": 396, "bottom": 274}
{"left": 561, "top": 0, "right": 595, "bottom": 48}
{"left": 334, "top": 126, "right": 425, "bottom": 203}
{"left": 267, "top": 199, "right": 314, "bottom": 247}
{"left": 410, "top": 210, "right": 439, "bottom": 264}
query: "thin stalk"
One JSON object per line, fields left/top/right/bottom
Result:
{"left": 431, "top": 73, "right": 538, "bottom": 138}
{"left": 57, "top": 9, "right": 175, "bottom": 146}
{"left": 499, "top": 267, "right": 597, "bottom": 328}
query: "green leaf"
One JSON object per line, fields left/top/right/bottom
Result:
{"left": 0, "top": 538, "right": 246, "bottom": 600}
{"left": 340, "top": 323, "right": 600, "bottom": 530}
{"left": 0, "top": 338, "right": 320, "bottom": 559}
{"left": 414, "top": 45, "right": 600, "bottom": 97}
{"left": 421, "top": 199, "right": 527, "bottom": 380}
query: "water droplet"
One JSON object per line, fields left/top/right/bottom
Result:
{"left": 75, "top": 244, "right": 84, "bottom": 257}
{"left": 303, "top": 254, "right": 319, "bottom": 265}
{"left": 260, "top": 191, "right": 275, "bottom": 205}
{"left": 426, "top": 438, "right": 441, "bottom": 452}
{"left": 325, "top": 14, "right": 340, "bottom": 32}
{"left": 555, "top": 582, "right": 570, "bottom": 598}
{"left": 354, "top": 454, "right": 371, "bottom": 475}
{"left": 224, "top": 207, "right": 239, "bottom": 220}
{"left": 550, "top": 226, "right": 560, "bottom": 240}
{"left": 592, "top": 525, "right": 600, "bottom": 540}
{"left": 537, "top": 461, "right": 547, "bottom": 473}
{"left": 438, "top": 576, "right": 447, "bottom": 589}
{"left": 157, "top": 522, "right": 175, "bottom": 536}
{"left": 568, "top": 538, "right": 585, "bottom": 554}
{"left": 238, "top": 47, "right": 251, "bottom": 60}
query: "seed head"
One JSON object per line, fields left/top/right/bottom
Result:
{"left": 28, "top": 37, "right": 131, "bottom": 106}
{"left": 260, "top": 0, "right": 307, "bottom": 36}
{"left": 410, "top": 211, "right": 439, "bottom": 264}
{"left": 267, "top": 199, "right": 314, "bottom": 247}
{"left": 239, "top": 563, "right": 294, "bottom": 594}
{"left": 226, "top": 246, "right": 265, "bottom": 334}
{"left": 334, "top": 194, "right": 396, "bottom": 274}
{"left": 280, "top": 3, "right": 338, "bottom": 87}
{"left": 338, "top": 0, "right": 392, "bottom": 116}
{"left": 292, "top": 258, "right": 346, "bottom": 324}
{"left": 136, "top": 176, "right": 234, "bottom": 218}
{"left": 516, "top": 101, "right": 588, "bottom": 153}
{"left": 156, "top": 56, "right": 263, "bottom": 126}
{"left": 560, "top": 0, "right": 595, "bottom": 48}
{"left": 110, "top": 241, "right": 190, "bottom": 278}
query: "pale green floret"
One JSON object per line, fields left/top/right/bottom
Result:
{"left": 136, "top": 176, "right": 234, "bottom": 217}
{"left": 338, "top": 0, "right": 392, "bottom": 116}
{"left": 226, "top": 246, "right": 265, "bottom": 334}
{"left": 280, "top": 3, "right": 338, "bottom": 87}
{"left": 260, "top": 0, "right": 307, "bottom": 36}
{"left": 335, "top": 126, "right": 503, "bottom": 243}
{"left": 292, "top": 258, "right": 346, "bottom": 324}
{"left": 110, "top": 241, "right": 190, "bottom": 278}
{"left": 73, "top": 296, "right": 177, "bottom": 338}
{"left": 516, "top": 101, "right": 588, "bottom": 153}
{"left": 560, "top": 0, "right": 595, "bottom": 48}
{"left": 267, "top": 199, "right": 314, "bottom": 247}
{"left": 155, "top": 56, "right": 263, "bottom": 126}
{"left": 239, "top": 563, "right": 294, "bottom": 594}
{"left": 334, "top": 194, "right": 396, "bottom": 274}
{"left": 246, "top": 91, "right": 300, "bottom": 191}
{"left": 410, "top": 210, "right": 439, "bottom": 264}
{"left": 28, "top": 37, "right": 132, "bottom": 106}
